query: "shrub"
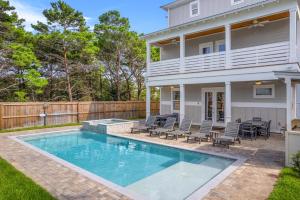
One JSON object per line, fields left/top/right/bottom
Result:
{"left": 292, "top": 151, "right": 300, "bottom": 174}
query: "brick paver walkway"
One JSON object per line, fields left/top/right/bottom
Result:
{"left": 0, "top": 126, "right": 284, "bottom": 200}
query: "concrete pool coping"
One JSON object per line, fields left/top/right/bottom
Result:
{"left": 10, "top": 129, "right": 247, "bottom": 200}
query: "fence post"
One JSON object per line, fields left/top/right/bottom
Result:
{"left": 77, "top": 102, "right": 80, "bottom": 123}
{"left": 0, "top": 104, "right": 2, "bottom": 130}
{"left": 43, "top": 103, "right": 48, "bottom": 126}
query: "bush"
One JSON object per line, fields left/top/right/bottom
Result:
{"left": 292, "top": 151, "right": 300, "bottom": 174}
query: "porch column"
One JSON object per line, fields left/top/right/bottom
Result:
{"left": 289, "top": 8, "right": 297, "bottom": 62}
{"left": 146, "top": 85, "right": 151, "bottom": 118}
{"left": 225, "top": 24, "right": 232, "bottom": 69}
{"left": 180, "top": 34, "right": 185, "bottom": 73}
{"left": 225, "top": 81, "right": 232, "bottom": 124}
{"left": 180, "top": 84, "right": 185, "bottom": 124}
{"left": 146, "top": 42, "right": 151, "bottom": 76}
{"left": 286, "top": 78, "right": 292, "bottom": 131}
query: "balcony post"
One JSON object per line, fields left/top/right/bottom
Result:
{"left": 180, "top": 34, "right": 185, "bottom": 73}
{"left": 285, "top": 78, "right": 292, "bottom": 131}
{"left": 146, "top": 42, "right": 151, "bottom": 76}
{"left": 225, "top": 24, "right": 232, "bottom": 69}
{"left": 225, "top": 81, "right": 232, "bottom": 124}
{"left": 180, "top": 84, "right": 185, "bottom": 125}
{"left": 146, "top": 85, "right": 151, "bottom": 118}
{"left": 289, "top": 8, "right": 297, "bottom": 63}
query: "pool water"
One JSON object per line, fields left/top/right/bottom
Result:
{"left": 22, "top": 130, "right": 235, "bottom": 200}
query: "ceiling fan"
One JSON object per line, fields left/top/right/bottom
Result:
{"left": 248, "top": 19, "right": 270, "bottom": 29}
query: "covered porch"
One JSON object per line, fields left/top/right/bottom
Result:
{"left": 146, "top": 72, "right": 300, "bottom": 132}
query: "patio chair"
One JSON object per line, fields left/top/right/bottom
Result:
{"left": 241, "top": 122, "right": 257, "bottom": 140}
{"left": 149, "top": 117, "right": 176, "bottom": 137}
{"left": 186, "top": 121, "right": 213, "bottom": 144}
{"left": 236, "top": 118, "right": 242, "bottom": 123}
{"left": 259, "top": 120, "right": 271, "bottom": 139}
{"left": 165, "top": 118, "right": 192, "bottom": 140}
{"left": 213, "top": 122, "right": 240, "bottom": 148}
{"left": 131, "top": 116, "right": 157, "bottom": 133}
{"left": 252, "top": 117, "right": 262, "bottom": 122}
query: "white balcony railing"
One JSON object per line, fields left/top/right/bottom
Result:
{"left": 149, "top": 58, "right": 180, "bottom": 76}
{"left": 148, "top": 41, "right": 290, "bottom": 77}
{"left": 184, "top": 52, "right": 225, "bottom": 73}
{"left": 231, "top": 41, "right": 290, "bottom": 68}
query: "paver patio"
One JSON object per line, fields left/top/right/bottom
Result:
{"left": 0, "top": 125, "right": 284, "bottom": 200}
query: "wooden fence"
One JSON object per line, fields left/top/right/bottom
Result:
{"left": 0, "top": 101, "right": 160, "bottom": 130}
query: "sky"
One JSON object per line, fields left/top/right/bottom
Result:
{"left": 10, "top": 0, "right": 173, "bottom": 34}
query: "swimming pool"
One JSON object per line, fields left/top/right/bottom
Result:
{"left": 18, "top": 130, "right": 238, "bottom": 200}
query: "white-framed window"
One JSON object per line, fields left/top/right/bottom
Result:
{"left": 199, "top": 42, "right": 213, "bottom": 55}
{"left": 231, "top": 0, "right": 244, "bottom": 6}
{"left": 190, "top": 0, "right": 200, "bottom": 18}
{"left": 253, "top": 84, "right": 275, "bottom": 98}
{"left": 171, "top": 88, "right": 180, "bottom": 113}
{"left": 215, "top": 40, "right": 226, "bottom": 52}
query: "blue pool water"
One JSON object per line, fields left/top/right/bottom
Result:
{"left": 22, "top": 130, "right": 236, "bottom": 199}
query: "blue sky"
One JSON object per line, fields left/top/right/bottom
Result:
{"left": 10, "top": 0, "right": 173, "bottom": 34}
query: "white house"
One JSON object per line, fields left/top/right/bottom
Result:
{"left": 143, "top": 0, "right": 300, "bottom": 132}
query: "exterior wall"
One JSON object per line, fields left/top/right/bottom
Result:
{"left": 285, "top": 131, "right": 300, "bottom": 166}
{"left": 169, "top": 0, "right": 269, "bottom": 27}
{"left": 159, "top": 81, "right": 286, "bottom": 132}
{"left": 161, "top": 43, "right": 180, "bottom": 60}
{"left": 161, "top": 19, "right": 289, "bottom": 60}
{"left": 231, "top": 81, "right": 286, "bottom": 132}
{"left": 160, "top": 87, "right": 172, "bottom": 115}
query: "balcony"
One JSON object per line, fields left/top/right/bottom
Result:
{"left": 148, "top": 41, "right": 290, "bottom": 77}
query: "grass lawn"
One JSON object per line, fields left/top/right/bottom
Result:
{"left": 0, "top": 157, "right": 56, "bottom": 200}
{"left": 269, "top": 167, "right": 300, "bottom": 200}
{"left": 0, "top": 123, "right": 81, "bottom": 134}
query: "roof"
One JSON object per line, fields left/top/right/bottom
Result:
{"left": 161, "top": 0, "right": 191, "bottom": 11}
{"left": 143, "top": 0, "right": 279, "bottom": 40}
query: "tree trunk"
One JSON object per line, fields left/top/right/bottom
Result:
{"left": 115, "top": 51, "right": 121, "bottom": 101}
{"left": 63, "top": 47, "right": 73, "bottom": 101}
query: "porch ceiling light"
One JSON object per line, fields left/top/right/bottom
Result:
{"left": 255, "top": 81, "right": 262, "bottom": 85}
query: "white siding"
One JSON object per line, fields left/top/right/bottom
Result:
{"left": 160, "top": 19, "right": 289, "bottom": 60}
{"left": 160, "top": 81, "right": 286, "bottom": 132}
{"left": 169, "top": 0, "right": 272, "bottom": 27}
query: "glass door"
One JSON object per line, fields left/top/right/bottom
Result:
{"left": 202, "top": 88, "right": 225, "bottom": 126}
{"left": 216, "top": 92, "right": 225, "bottom": 123}
{"left": 205, "top": 92, "right": 213, "bottom": 121}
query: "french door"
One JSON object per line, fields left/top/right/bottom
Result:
{"left": 202, "top": 88, "right": 225, "bottom": 126}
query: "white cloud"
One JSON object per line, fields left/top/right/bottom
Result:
{"left": 10, "top": 0, "right": 46, "bottom": 32}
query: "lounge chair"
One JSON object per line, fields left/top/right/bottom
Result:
{"left": 186, "top": 121, "right": 213, "bottom": 143}
{"left": 165, "top": 118, "right": 192, "bottom": 140}
{"left": 149, "top": 117, "right": 176, "bottom": 137}
{"left": 131, "top": 116, "right": 156, "bottom": 133}
{"left": 213, "top": 122, "right": 240, "bottom": 148}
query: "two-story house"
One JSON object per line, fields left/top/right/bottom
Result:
{"left": 143, "top": 0, "right": 300, "bottom": 132}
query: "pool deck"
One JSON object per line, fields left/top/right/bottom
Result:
{"left": 0, "top": 125, "right": 284, "bottom": 200}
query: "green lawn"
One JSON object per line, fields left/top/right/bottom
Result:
{"left": 269, "top": 167, "right": 300, "bottom": 200}
{"left": 0, "top": 123, "right": 81, "bottom": 134}
{"left": 0, "top": 157, "right": 56, "bottom": 200}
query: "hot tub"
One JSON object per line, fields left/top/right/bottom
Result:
{"left": 81, "top": 119, "right": 138, "bottom": 134}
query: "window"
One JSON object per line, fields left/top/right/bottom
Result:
{"left": 171, "top": 88, "right": 180, "bottom": 112}
{"left": 231, "top": 0, "right": 244, "bottom": 5}
{"left": 215, "top": 40, "right": 226, "bottom": 52}
{"left": 190, "top": 1, "right": 199, "bottom": 17}
{"left": 253, "top": 85, "right": 275, "bottom": 98}
{"left": 199, "top": 42, "right": 213, "bottom": 55}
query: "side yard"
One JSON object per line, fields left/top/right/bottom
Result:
{"left": 0, "top": 157, "right": 55, "bottom": 200}
{"left": 269, "top": 168, "right": 300, "bottom": 200}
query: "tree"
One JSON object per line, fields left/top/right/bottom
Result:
{"left": 94, "top": 10, "right": 131, "bottom": 101}
{"left": 125, "top": 32, "right": 146, "bottom": 100}
{"left": 8, "top": 43, "right": 48, "bottom": 101}
{"left": 32, "top": 0, "right": 97, "bottom": 101}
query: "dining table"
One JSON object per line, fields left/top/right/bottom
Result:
{"left": 243, "top": 120, "right": 267, "bottom": 135}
